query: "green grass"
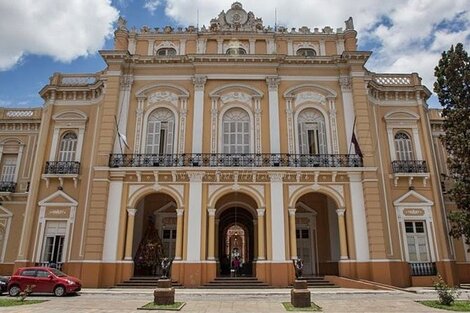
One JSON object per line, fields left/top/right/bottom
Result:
{"left": 138, "top": 301, "right": 186, "bottom": 311}
{"left": 419, "top": 300, "right": 470, "bottom": 311}
{"left": 0, "top": 298, "right": 46, "bottom": 307}
{"left": 282, "top": 302, "right": 322, "bottom": 311}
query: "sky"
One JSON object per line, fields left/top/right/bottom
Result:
{"left": 0, "top": 0, "right": 469, "bottom": 108}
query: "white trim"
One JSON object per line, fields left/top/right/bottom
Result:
{"left": 270, "top": 175, "right": 286, "bottom": 261}
{"left": 218, "top": 105, "right": 254, "bottom": 154}
{"left": 187, "top": 175, "right": 204, "bottom": 261}
{"left": 0, "top": 206, "right": 13, "bottom": 263}
{"left": 348, "top": 172, "right": 370, "bottom": 261}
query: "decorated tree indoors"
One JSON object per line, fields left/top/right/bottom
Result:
{"left": 434, "top": 43, "right": 470, "bottom": 243}
{"left": 134, "top": 217, "right": 165, "bottom": 276}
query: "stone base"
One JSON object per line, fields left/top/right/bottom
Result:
{"left": 154, "top": 279, "right": 175, "bottom": 305}
{"left": 291, "top": 280, "right": 311, "bottom": 308}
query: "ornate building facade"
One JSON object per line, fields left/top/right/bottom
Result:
{"left": 1, "top": 3, "right": 467, "bottom": 288}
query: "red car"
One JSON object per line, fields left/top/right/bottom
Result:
{"left": 8, "top": 267, "right": 81, "bottom": 297}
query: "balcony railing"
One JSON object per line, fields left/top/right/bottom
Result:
{"left": 109, "top": 153, "right": 363, "bottom": 168}
{"left": 44, "top": 161, "right": 80, "bottom": 175}
{"left": 392, "top": 160, "right": 427, "bottom": 173}
{"left": 409, "top": 262, "right": 437, "bottom": 276}
{"left": 0, "top": 181, "right": 16, "bottom": 193}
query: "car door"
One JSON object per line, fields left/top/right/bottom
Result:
{"left": 18, "top": 269, "right": 36, "bottom": 291}
{"left": 35, "top": 269, "right": 55, "bottom": 293}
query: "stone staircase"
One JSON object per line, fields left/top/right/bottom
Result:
{"left": 202, "top": 276, "right": 270, "bottom": 289}
{"left": 291, "top": 276, "right": 338, "bottom": 288}
{"left": 115, "top": 276, "right": 182, "bottom": 289}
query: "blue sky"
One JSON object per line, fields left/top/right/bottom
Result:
{"left": 1, "top": 0, "right": 469, "bottom": 108}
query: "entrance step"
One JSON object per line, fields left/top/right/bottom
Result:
{"left": 203, "top": 276, "right": 270, "bottom": 289}
{"left": 115, "top": 276, "right": 182, "bottom": 289}
{"left": 289, "top": 276, "right": 339, "bottom": 288}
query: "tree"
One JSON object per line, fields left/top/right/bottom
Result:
{"left": 434, "top": 43, "right": 470, "bottom": 243}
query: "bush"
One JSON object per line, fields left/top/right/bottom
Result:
{"left": 434, "top": 274, "right": 459, "bottom": 305}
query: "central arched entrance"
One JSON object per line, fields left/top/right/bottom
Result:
{"left": 215, "top": 192, "right": 257, "bottom": 277}
{"left": 132, "top": 192, "right": 178, "bottom": 276}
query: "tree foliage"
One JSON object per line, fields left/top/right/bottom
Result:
{"left": 434, "top": 43, "right": 470, "bottom": 242}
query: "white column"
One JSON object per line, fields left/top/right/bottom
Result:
{"left": 179, "top": 39, "right": 186, "bottom": 55}
{"left": 336, "top": 39, "right": 345, "bottom": 54}
{"left": 270, "top": 173, "right": 286, "bottom": 261}
{"left": 254, "top": 96, "right": 262, "bottom": 153}
{"left": 412, "top": 128, "right": 423, "bottom": 159}
{"left": 287, "top": 40, "right": 293, "bottom": 55}
{"left": 147, "top": 39, "right": 155, "bottom": 55}
{"left": 13, "top": 145, "right": 24, "bottom": 182}
{"left": 319, "top": 39, "right": 326, "bottom": 56}
{"left": 348, "top": 172, "right": 370, "bottom": 261}
{"left": 134, "top": 98, "right": 145, "bottom": 154}
{"left": 49, "top": 128, "right": 61, "bottom": 161}
{"left": 339, "top": 77, "right": 355, "bottom": 149}
{"left": 266, "top": 38, "right": 276, "bottom": 54}
{"left": 266, "top": 76, "right": 281, "bottom": 154}
{"left": 328, "top": 98, "right": 339, "bottom": 154}
{"left": 217, "top": 38, "right": 224, "bottom": 54}
{"left": 249, "top": 39, "right": 256, "bottom": 54}
{"left": 75, "top": 128, "right": 85, "bottom": 161}
{"left": 191, "top": 75, "right": 207, "bottom": 153}
{"left": 128, "top": 34, "right": 136, "bottom": 54}
{"left": 387, "top": 127, "right": 397, "bottom": 161}
{"left": 186, "top": 172, "right": 205, "bottom": 261}
{"left": 178, "top": 97, "right": 188, "bottom": 153}
{"left": 113, "top": 75, "right": 134, "bottom": 153}
{"left": 285, "top": 97, "right": 295, "bottom": 154}
{"left": 102, "top": 179, "right": 124, "bottom": 262}
{"left": 210, "top": 97, "right": 219, "bottom": 153}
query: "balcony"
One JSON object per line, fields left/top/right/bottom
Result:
{"left": 409, "top": 262, "right": 437, "bottom": 276}
{"left": 42, "top": 161, "right": 80, "bottom": 188}
{"left": 0, "top": 181, "right": 16, "bottom": 193}
{"left": 44, "top": 161, "right": 80, "bottom": 175}
{"left": 392, "top": 160, "right": 427, "bottom": 173}
{"left": 109, "top": 153, "right": 363, "bottom": 168}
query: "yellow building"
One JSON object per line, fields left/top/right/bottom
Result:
{"left": 1, "top": 2, "right": 467, "bottom": 288}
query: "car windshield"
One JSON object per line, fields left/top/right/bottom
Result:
{"left": 49, "top": 268, "right": 67, "bottom": 277}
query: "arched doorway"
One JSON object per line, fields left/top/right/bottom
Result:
{"left": 132, "top": 192, "right": 178, "bottom": 276}
{"left": 295, "top": 192, "right": 340, "bottom": 276}
{"left": 215, "top": 192, "right": 257, "bottom": 277}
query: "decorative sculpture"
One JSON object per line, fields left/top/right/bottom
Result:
{"left": 293, "top": 258, "right": 304, "bottom": 279}
{"left": 161, "top": 257, "right": 173, "bottom": 279}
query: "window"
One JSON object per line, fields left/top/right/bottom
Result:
{"left": 58, "top": 132, "right": 77, "bottom": 162}
{"left": 21, "top": 270, "right": 36, "bottom": 277}
{"left": 394, "top": 131, "right": 414, "bottom": 161}
{"left": 36, "top": 270, "right": 50, "bottom": 278}
{"left": 405, "top": 221, "right": 430, "bottom": 262}
{"left": 226, "top": 48, "right": 247, "bottom": 55}
{"left": 0, "top": 155, "right": 17, "bottom": 182}
{"left": 146, "top": 108, "right": 175, "bottom": 154}
{"left": 298, "top": 109, "right": 327, "bottom": 154}
{"left": 162, "top": 228, "right": 177, "bottom": 259}
{"left": 296, "top": 48, "right": 316, "bottom": 57}
{"left": 222, "top": 108, "right": 250, "bottom": 153}
{"left": 41, "top": 221, "right": 67, "bottom": 264}
{"left": 156, "top": 48, "right": 176, "bottom": 56}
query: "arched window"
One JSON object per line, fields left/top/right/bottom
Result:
{"left": 394, "top": 131, "right": 414, "bottom": 160}
{"left": 58, "top": 132, "right": 77, "bottom": 161}
{"left": 296, "top": 48, "right": 316, "bottom": 57}
{"left": 226, "top": 48, "right": 247, "bottom": 55}
{"left": 156, "top": 48, "right": 177, "bottom": 56}
{"left": 298, "top": 109, "right": 327, "bottom": 154}
{"left": 222, "top": 108, "right": 250, "bottom": 153}
{"left": 146, "top": 108, "right": 175, "bottom": 154}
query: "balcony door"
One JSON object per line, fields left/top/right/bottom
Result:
{"left": 146, "top": 108, "right": 175, "bottom": 155}
{"left": 58, "top": 132, "right": 77, "bottom": 162}
{"left": 222, "top": 108, "right": 250, "bottom": 154}
{"left": 298, "top": 109, "right": 327, "bottom": 155}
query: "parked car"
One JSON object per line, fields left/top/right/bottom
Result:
{"left": 0, "top": 276, "right": 9, "bottom": 295}
{"left": 8, "top": 267, "right": 81, "bottom": 297}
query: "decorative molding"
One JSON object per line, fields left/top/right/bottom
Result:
{"left": 207, "top": 208, "right": 216, "bottom": 216}
{"left": 176, "top": 208, "right": 184, "bottom": 216}
{"left": 266, "top": 76, "right": 280, "bottom": 91}
{"left": 192, "top": 75, "right": 207, "bottom": 91}
{"left": 208, "top": 184, "right": 225, "bottom": 200}
{"left": 147, "top": 91, "right": 179, "bottom": 106}
{"left": 269, "top": 172, "right": 284, "bottom": 183}
{"left": 168, "top": 184, "right": 184, "bottom": 201}
{"left": 288, "top": 184, "right": 303, "bottom": 199}
{"left": 220, "top": 92, "right": 252, "bottom": 105}
{"left": 187, "top": 172, "right": 205, "bottom": 182}
{"left": 126, "top": 208, "right": 137, "bottom": 216}
{"left": 336, "top": 207, "right": 345, "bottom": 216}
{"left": 339, "top": 77, "right": 352, "bottom": 90}
{"left": 257, "top": 208, "right": 266, "bottom": 217}
{"left": 288, "top": 208, "right": 296, "bottom": 216}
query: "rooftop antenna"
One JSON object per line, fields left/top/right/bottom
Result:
{"left": 274, "top": 8, "right": 277, "bottom": 31}
{"left": 197, "top": 8, "right": 200, "bottom": 33}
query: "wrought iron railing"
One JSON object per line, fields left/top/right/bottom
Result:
{"left": 0, "top": 181, "right": 16, "bottom": 193}
{"left": 409, "top": 262, "right": 437, "bottom": 276}
{"left": 391, "top": 160, "right": 427, "bottom": 173}
{"left": 35, "top": 262, "right": 63, "bottom": 271}
{"left": 44, "top": 161, "right": 80, "bottom": 174}
{"left": 109, "top": 153, "right": 363, "bottom": 168}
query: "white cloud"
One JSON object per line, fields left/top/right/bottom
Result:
{"left": 0, "top": 0, "right": 119, "bottom": 71}
{"left": 162, "top": 0, "right": 470, "bottom": 94}
{"left": 144, "top": 0, "right": 162, "bottom": 15}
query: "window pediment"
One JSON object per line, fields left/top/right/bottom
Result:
{"left": 220, "top": 92, "right": 252, "bottom": 105}
{"left": 147, "top": 91, "right": 179, "bottom": 106}
{"left": 294, "top": 91, "right": 326, "bottom": 106}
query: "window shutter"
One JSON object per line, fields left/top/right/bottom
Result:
{"left": 318, "top": 122, "right": 327, "bottom": 154}
{"left": 298, "top": 122, "right": 308, "bottom": 154}
{"left": 166, "top": 120, "right": 174, "bottom": 154}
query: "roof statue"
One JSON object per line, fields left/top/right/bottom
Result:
{"left": 344, "top": 17, "right": 354, "bottom": 30}
{"left": 210, "top": 2, "right": 264, "bottom": 32}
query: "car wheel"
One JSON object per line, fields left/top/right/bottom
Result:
{"left": 8, "top": 285, "right": 20, "bottom": 297}
{"left": 54, "top": 285, "right": 66, "bottom": 297}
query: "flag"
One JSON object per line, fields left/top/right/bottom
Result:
{"left": 351, "top": 131, "right": 363, "bottom": 158}
{"left": 118, "top": 131, "right": 130, "bottom": 149}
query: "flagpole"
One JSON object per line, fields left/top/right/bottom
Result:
{"left": 115, "top": 115, "right": 123, "bottom": 154}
